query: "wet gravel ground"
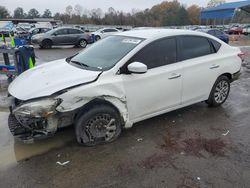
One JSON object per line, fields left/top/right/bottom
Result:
{"left": 0, "top": 44, "right": 250, "bottom": 188}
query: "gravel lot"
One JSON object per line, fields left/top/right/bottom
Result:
{"left": 0, "top": 40, "right": 250, "bottom": 188}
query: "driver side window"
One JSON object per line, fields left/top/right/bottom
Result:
{"left": 129, "top": 37, "right": 177, "bottom": 70}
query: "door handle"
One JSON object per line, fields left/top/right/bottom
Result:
{"left": 210, "top": 64, "right": 220, "bottom": 69}
{"left": 168, "top": 73, "right": 181, "bottom": 80}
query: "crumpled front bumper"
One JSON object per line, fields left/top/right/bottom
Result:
{"left": 8, "top": 113, "right": 57, "bottom": 143}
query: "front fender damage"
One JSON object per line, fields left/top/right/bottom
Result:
{"left": 56, "top": 95, "right": 132, "bottom": 128}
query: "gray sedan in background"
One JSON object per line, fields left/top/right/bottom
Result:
{"left": 31, "top": 27, "right": 93, "bottom": 49}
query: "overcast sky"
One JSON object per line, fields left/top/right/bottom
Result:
{"left": 1, "top": 0, "right": 242, "bottom": 14}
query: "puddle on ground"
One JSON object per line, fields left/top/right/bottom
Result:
{"left": 0, "top": 112, "right": 75, "bottom": 170}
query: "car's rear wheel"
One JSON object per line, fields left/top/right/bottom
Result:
{"left": 75, "top": 105, "right": 122, "bottom": 146}
{"left": 206, "top": 76, "right": 230, "bottom": 107}
{"left": 42, "top": 40, "right": 52, "bottom": 49}
{"left": 79, "top": 39, "right": 87, "bottom": 48}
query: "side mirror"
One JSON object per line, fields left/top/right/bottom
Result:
{"left": 53, "top": 33, "right": 57, "bottom": 36}
{"left": 127, "top": 62, "right": 147, "bottom": 74}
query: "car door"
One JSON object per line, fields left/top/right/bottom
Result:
{"left": 178, "top": 36, "right": 220, "bottom": 105}
{"left": 67, "top": 28, "right": 83, "bottom": 44}
{"left": 51, "top": 29, "right": 69, "bottom": 45}
{"left": 121, "top": 37, "right": 182, "bottom": 122}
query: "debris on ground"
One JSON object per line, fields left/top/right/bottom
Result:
{"left": 222, "top": 130, "right": 230, "bottom": 136}
{"left": 137, "top": 138, "right": 143, "bottom": 142}
{"left": 56, "top": 161, "right": 70, "bottom": 166}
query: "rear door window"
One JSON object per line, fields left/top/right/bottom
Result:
{"left": 103, "top": 29, "right": 118, "bottom": 33}
{"left": 68, "top": 29, "right": 83, "bottom": 34}
{"left": 55, "top": 29, "right": 68, "bottom": 35}
{"left": 179, "top": 36, "right": 212, "bottom": 61}
{"left": 209, "top": 39, "right": 222, "bottom": 52}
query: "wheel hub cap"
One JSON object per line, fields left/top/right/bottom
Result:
{"left": 214, "top": 80, "right": 229, "bottom": 104}
{"left": 85, "top": 114, "right": 117, "bottom": 142}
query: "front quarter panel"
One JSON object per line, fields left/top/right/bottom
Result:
{"left": 56, "top": 73, "right": 132, "bottom": 128}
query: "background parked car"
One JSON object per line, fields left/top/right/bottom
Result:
{"left": 92, "top": 28, "right": 120, "bottom": 41}
{"left": 74, "top": 25, "right": 85, "bottom": 31}
{"left": 228, "top": 26, "right": 243, "bottom": 35}
{"left": 199, "top": 29, "right": 229, "bottom": 43}
{"left": 31, "top": 27, "right": 93, "bottom": 49}
{"left": 13, "top": 26, "right": 29, "bottom": 38}
{"left": 26, "top": 27, "right": 51, "bottom": 42}
{"left": 243, "top": 25, "right": 250, "bottom": 35}
{"left": 0, "top": 28, "right": 14, "bottom": 37}
{"left": 17, "top": 23, "right": 32, "bottom": 31}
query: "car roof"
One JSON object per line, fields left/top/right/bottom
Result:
{"left": 198, "top": 28, "right": 221, "bottom": 32}
{"left": 31, "top": 27, "right": 51, "bottom": 30}
{"left": 99, "top": 28, "right": 118, "bottom": 30}
{"left": 56, "top": 27, "right": 82, "bottom": 30}
{"left": 116, "top": 29, "right": 214, "bottom": 40}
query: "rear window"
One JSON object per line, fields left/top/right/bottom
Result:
{"left": 209, "top": 39, "right": 222, "bottom": 52}
{"left": 179, "top": 36, "right": 212, "bottom": 61}
{"left": 214, "top": 30, "right": 223, "bottom": 35}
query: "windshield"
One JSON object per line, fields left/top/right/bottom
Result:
{"left": 70, "top": 36, "right": 144, "bottom": 71}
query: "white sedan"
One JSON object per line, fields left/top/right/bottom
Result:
{"left": 8, "top": 29, "right": 242, "bottom": 146}
{"left": 92, "top": 28, "right": 120, "bottom": 41}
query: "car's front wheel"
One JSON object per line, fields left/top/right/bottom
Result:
{"left": 206, "top": 76, "right": 230, "bottom": 107}
{"left": 41, "top": 40, "right": 52, "bottom": 49}
{"left": 75, "top": 105, "right": 122, "bottom": 146}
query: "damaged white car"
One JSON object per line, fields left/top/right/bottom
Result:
{"left": 8, "top": 29, "right": 242, "bottom": 146}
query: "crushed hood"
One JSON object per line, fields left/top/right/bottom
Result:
{"left": 8, "top": 59, "right": 102, "bottom": 101}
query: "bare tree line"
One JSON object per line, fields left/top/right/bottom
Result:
{"left": 1, "top": 0, "right": 250, "bottom": 26}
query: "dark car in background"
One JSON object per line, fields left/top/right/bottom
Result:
{"left": 31, "top": 27, "right": 93, "bottom": 49}
{"left": 199, "top": 29, "right": 229, "bottom": 44}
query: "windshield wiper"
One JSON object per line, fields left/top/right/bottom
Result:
{"left": 70, "top": 60, "right": 89, "bottom": 69}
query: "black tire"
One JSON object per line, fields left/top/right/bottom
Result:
{"left": 78, "top": 39, "right": 87, "bottom": 48}
{"left": 95, "top": 35, "right": 101, "bottom": 41}
{"left": 42, "top": 40, "right": 52, "bottom": 49}
{"left": 75, "top": 105, "right": 122, "bottom": 146}
{"left": 206, "top": 76, "right": 230, "bottom": 107}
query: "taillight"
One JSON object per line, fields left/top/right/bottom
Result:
{"left": 238, "top": 52, "right": 245, "bottom": 63}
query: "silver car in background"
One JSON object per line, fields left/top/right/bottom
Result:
{"left": 31, "top": 27, "right": 93, "bottom": 49}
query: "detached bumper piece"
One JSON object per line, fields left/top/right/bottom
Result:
{"left": 8, "top": 114, "right": 55, "bottom": 143}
